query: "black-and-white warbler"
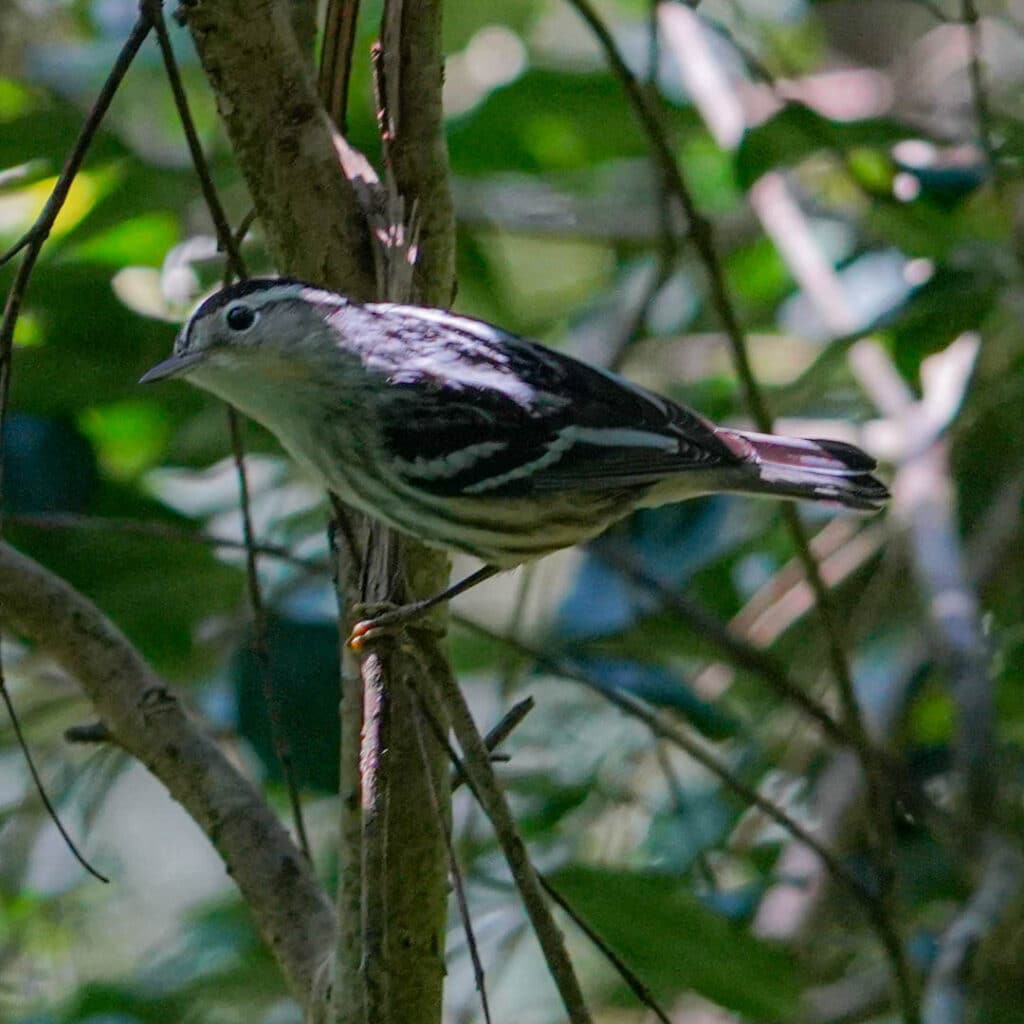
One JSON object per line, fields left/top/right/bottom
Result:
{"left": 142, "top": 278, "right": 887, "bottom": 635}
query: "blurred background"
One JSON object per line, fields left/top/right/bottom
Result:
{"left": 2, "top": 0, "right": 1024, "bottom": 1021}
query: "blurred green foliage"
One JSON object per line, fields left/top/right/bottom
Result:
{"left": 3, "top": 1, "right": 1024, "bottom": 1022}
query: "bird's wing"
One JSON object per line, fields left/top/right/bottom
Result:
{"left": 362, "top": 305, "right": 740, "bottom": 497}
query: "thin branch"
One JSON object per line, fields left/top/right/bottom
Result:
{"left": 411, "top": 699, "right": 493, "bottom": 1024}
{"left": 539, "top": 874, "right": 673, "bottom": 1024}
{"left": 453, "top": 614, "right": 917, "bottom": 1018}
{"left": 8, "top": 512, "right": 315, "bottom": 570}
{"left": 0, "top": 541, "right": 333, "bottom": 1003}
{"left": 594, "top": 542, "right": 853, "bottom": 750}
{"left": 566, "top": 0, "right": 873, "bottom": 768}
{"left": 319, "top": 0, "right": 362, "bottom": 133}
{"left": 922, "top": 836, "right": 1024, "bottom": 1024}
{"left": 329, "top": 509, "right": 366, "bottom": 1024}
{"left": 150, "top": 1, "right": 246, "bottom": 278}
{"left": 377, "top": 0, "right": 455, "bottom": 306}
{"left": 450, "top": 697, "right": 535, "bottom": 792}
{"left": 359, "top": 644, "right": 392, "bottom": 1024}
{"left": 568, "top": 9, "right": 908, "bottom": 1000}
{"left": 653, "top": 743, "right": 717, "bottom": 889}
{"left": 405, "top": 659, "right": 594, "bottom": 1024}
{"left": 0, "top": 5, "right": 154, "bottom": 891}
{"left": 64, "top": 721, "right": 112, "bottom": 745}
{"left": 226, "top": 413, "right": 311, "bottom": 860}
{"left": 0, "top": 676, "right": 109, "bottom": 881}
{"left": 152, "top": 0, "right": 311, "bottom": 860}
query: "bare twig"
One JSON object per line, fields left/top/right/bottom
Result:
{"left": 922, "top": 836, "right": 1024, "bottom": 1024}
{"left": 539, "top": 874, "right": 673, "bottom": 1024}
{"left": 961, "top": 0, "right": 997, "bottom": 171}
{"left": 64, "top": 721, "right": 112, "bottom": 745}
{"left": 0, "top": 542, "right": 333, "bottom": 1003}
{"left": 583, "top": 6, "right": 912, "bottom": 1008}
{"left": 0, "top": 678, "right": 109, "bottom": 881}
{"left": 359, "top": 645, "right": 392, "bottom": 1024}
{"left": 411, "top": 699, "right": 493, "bottom": 1024}
{"left": 566, "top": 0, "right": 874, "bottom": 773}
{"left": 8, "top": 512, "right": 315, "bottom": 570}
{"left": 328, "top": 504, "right": 366, "bottom": 1024}
{"left": 319, "top": 0, "right": 362, "bottom": 132}
{"left": 454, "top": 614, "right": 916, "bottom": 1015}
{"left": 653, "top": 743, "right": 716, "bottom": 889}
{"left": 405, "top": 660, "right": 593, "bottom": 1024}
{"left": 151, "top": 0, "right": 312, "bottom": 860}
{"left": 594, "top": 542, "right": 853, "bottom": 749}
{"left": 450, "top": 696, "right": 535, "bottom": 792}
{"left": 0, "top": 6, "right": 153, "bottom": 889}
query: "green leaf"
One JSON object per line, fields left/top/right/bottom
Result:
{"left": 736, "top": 104, "right": 913, "bottom": 190}
{"left": 449, "top": 69, "right": 700, "bottom": 175}
{"left": 66, "top": 211, "right": 180, "bottom": 266}
{"left": 234, "top": 616, "right": 341, "bottom": 792}
{"left": 549, "top": 865, "right": 803, "bottom": 1018}
{"left": 885, "top": 264, "right": 1000, "bottom": 380}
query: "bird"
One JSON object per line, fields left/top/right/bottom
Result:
{"left": 141, "top": 277, "right": 888, "bottom": 642}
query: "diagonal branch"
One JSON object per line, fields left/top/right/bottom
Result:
{"left": 0, "top": 541, "right": 333, "bottom": 1004}
{"left": 563, "top": 0, "right": 874, "bottom": 775}
{"left": 0, "top": 3, "right": 155, "bottom": 893}
{"left": 150, "top": 0, "right": 310, "bottom": 858}
{"left": 407, "top": 653, "right": 593, "bottom": 1024}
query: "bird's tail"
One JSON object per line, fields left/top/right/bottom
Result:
{"left": 715, "top": 429, "right": 889, "bottom": 512}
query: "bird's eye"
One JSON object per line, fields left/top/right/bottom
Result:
{"left": 225, "top": 303, "right": 257, "bottom": 331}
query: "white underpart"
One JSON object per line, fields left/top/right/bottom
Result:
{"left": 394, "top": 441, "right": 508, "bottom": 479}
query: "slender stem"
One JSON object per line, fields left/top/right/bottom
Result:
{"left": 453, "top": 612, "right": 917, "bottom": 1014}
{"left": 406, "top": 661, "right": 593, "bottom": 1024}
{"left": 539, "top": 874, "right": 673, "bottom": 1024}
{"left": 0, "top": 6, "right": 153, "bottom": 888}
{"left": 226, "top": 411, "right": 312, "bottom": 860}
{"left": 152, "top": 0, "right": 312, "bottom": 858}
{"left": 0, "top": 541, "right": 334, "bottom": 1003}
{"left": 450, "top": 697, "right": 535, "bottom": 792}
{"left": 330, "top": 517, "right": 365, "bottom": 1024}
{"left": 595, "top": 543, "right": 853, "bottom": 749}
{"left": 411, "top": 699, "right": 493, "bottom": 1024}
{"left": 8, "top": 512, "right": 314, "bottom": 569}
{"left": 564, "top": 0, "right": 868, "bottom": 743}
{"left": 561, "top": 10, "right": 913, "bottom": 1007}
{"left": 359, "top": 648, "right": 392, "bottom": 1024}
{"left": 319, "top": 0, "right": 362, "bottom": 133}
{"left": 149, "top": 0, "right": 246, "bottom": 279}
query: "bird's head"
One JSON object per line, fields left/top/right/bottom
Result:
{"left": 140, "top": 277, "right": 354, "bottom": 397}
{"left": 139, "top": 276, "right": 364, "bottom": 423}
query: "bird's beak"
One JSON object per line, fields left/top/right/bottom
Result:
{"left": 139, "top": 348, "right": 206, "bottom": 384}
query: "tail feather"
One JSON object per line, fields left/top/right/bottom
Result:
{"left": 716, "top": 429, "right": 889, "bottom": 512}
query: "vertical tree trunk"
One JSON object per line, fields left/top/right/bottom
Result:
{"left": 182, "top": 2, "right": 456, "bottom": 1020}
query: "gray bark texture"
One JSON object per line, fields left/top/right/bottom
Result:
{"left": 180, "top": 2, "right": 456, "bottom": 1022}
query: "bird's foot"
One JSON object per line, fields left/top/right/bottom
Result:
{"left": 347, "top": 599, "right": 433, "bottom": 651}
